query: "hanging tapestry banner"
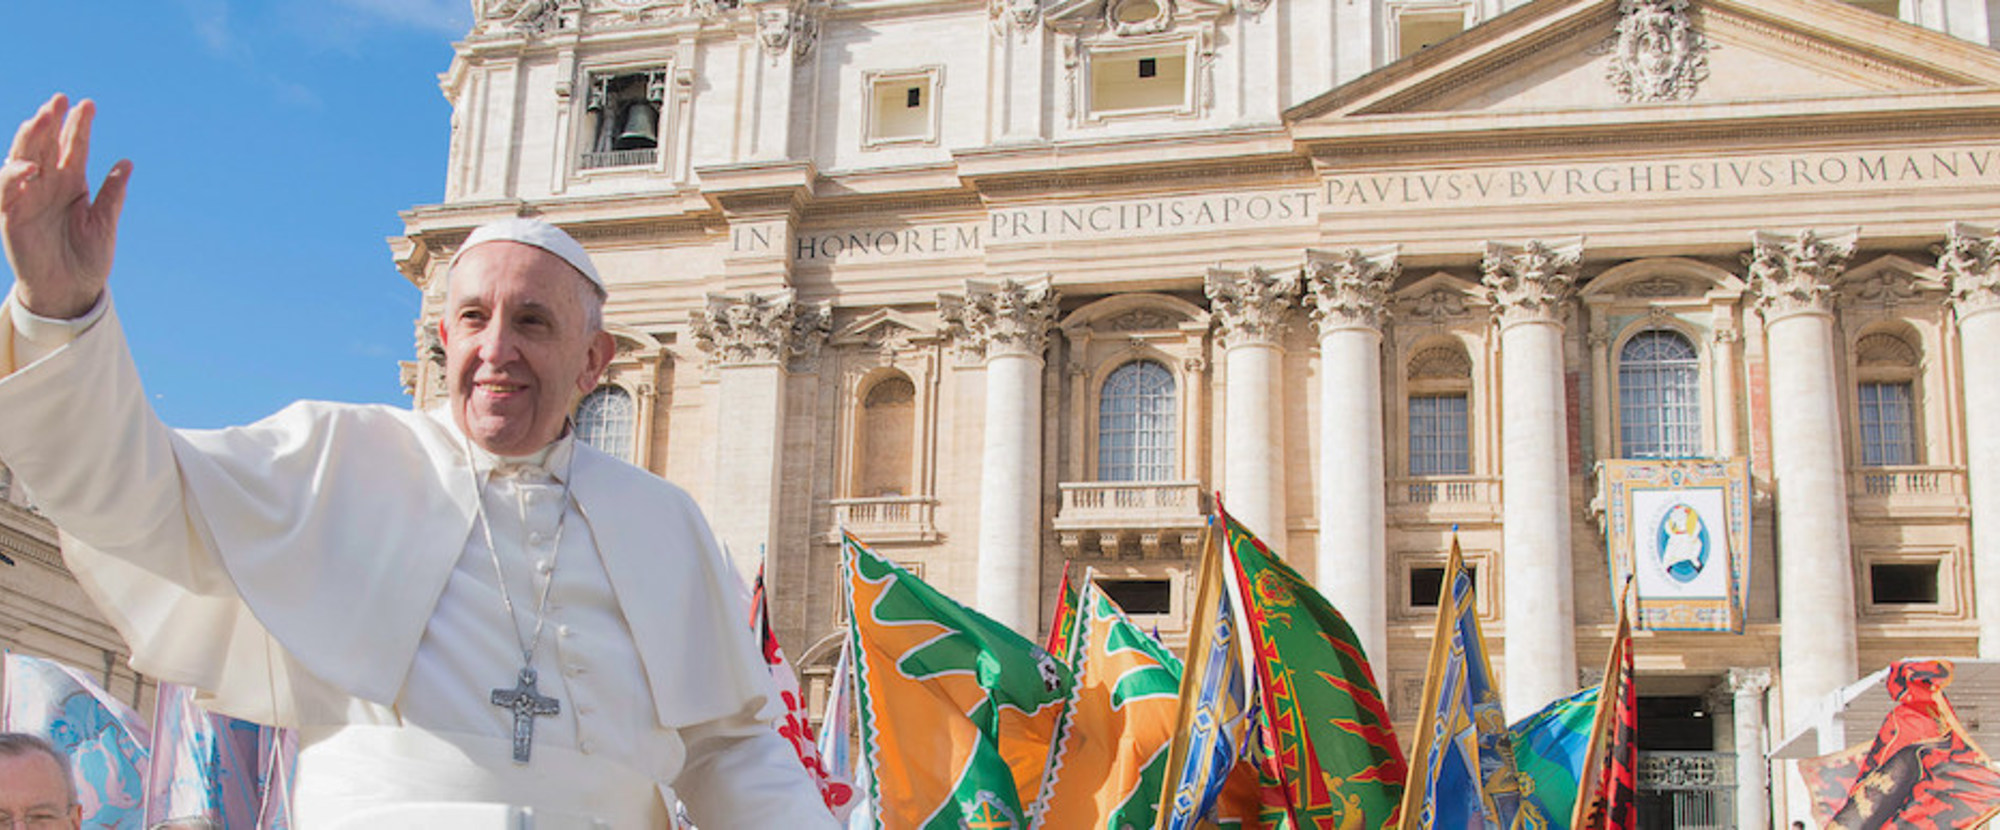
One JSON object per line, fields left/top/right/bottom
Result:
{"left": 1600, "top": 458, "right": 1751, "bottom": 633}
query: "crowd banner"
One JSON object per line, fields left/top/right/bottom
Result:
{"left": 1, "top": 653, "right": 151, "bottom": 830}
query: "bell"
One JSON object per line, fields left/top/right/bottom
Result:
{"left": 613, "top": 102, "right": 658, "bottom": 150}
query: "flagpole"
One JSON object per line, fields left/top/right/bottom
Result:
{"left": 1155, "top": 515, "right": 1220, "bottom": 830}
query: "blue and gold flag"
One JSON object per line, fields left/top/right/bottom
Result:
{"left": 1399, "top": 536, "right": 1525, "bottom": 830}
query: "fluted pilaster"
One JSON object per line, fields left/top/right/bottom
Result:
{"left": 1940, "top": 222, "right": 2000, "bottom": 657}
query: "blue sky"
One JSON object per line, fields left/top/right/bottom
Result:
{"left": 1, "top": 1, "right": 471, "bottom": 429}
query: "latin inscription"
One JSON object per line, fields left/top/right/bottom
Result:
{"left": 728, "top": 146, "right": 2000, "bottom": 264}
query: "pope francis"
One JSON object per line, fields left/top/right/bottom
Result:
{"left": 0, "top": 94, "right": 839, "bottom": 829}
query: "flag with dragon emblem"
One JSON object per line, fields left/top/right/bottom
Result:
{"left": 1796, "top": 659, "right": 2000, "bottom": 829}
{"left": 1030, "top": 578, "right": 1183, "bottom": 828}
{"left": 1399, "top": 535, "right": 1525, "bottom": 830}
{"left": 1220, "top": 506, "right": 1407, "bottom": 829}
{"left": 841, "top": 532, "right": 1074, "bottom": 829}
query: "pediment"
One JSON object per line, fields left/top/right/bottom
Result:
{"left": 831, "top": 308, "right": 937, "bottom": 347}
{"left": 1060, "top": 293, "right": 1210, "bottom": 332}
{"left": 1290, "top": 0, "right": 2000, "bottom": 125}
{"left": 1043, "top": 0, "right": 1233, "bottom": 32}
{"left": 1392, "top": 272, "right": 1487, "bottom": 325}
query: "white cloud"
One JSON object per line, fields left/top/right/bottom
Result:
{"left": 178, "top": 0, "right": 241, "bottom": 56}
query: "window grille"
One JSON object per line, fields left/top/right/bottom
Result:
{"left": 1618, "top": 330, "right": 1701, "bottom": 459}
{"left": 575, "top": 386, "right": 635, "bottom": 462}
{"left": 1858, "top": 381, "right": 1917, "bottom": 466}
{"left": 1098, "top": 361, "right": 1176, "bottom": 482}
{"left": 1407, "top": 394, "right": 1471, "bottom": 476}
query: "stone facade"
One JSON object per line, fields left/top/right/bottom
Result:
{"left": 395, "top": 0, "right": 2000, "bottom": 824}
{"left": 0, "top": 464, "right": 156, "bottom": 717}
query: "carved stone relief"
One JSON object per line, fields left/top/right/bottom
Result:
{"left": 757, "top": 3, "right": 820, "bottom": 63}
{"left": 1407, "top": 345, "right": 1473, "bottom": 381}
{"left": 1623, "top": 276, "right": 1685, "bottom": 298}
{"left": 1604, "top": 0, "right": 1711, "bottom": 103}
{"left": 1481, "top": 239, "right": 1582, "bottom": 328}
{"left": 1939, "top": 221, "right": 2000, "bottom": 320}
{"left": 1205, "top": 265, "right": 1300, "bottom": 349}
{"left": 1303, "top": 247, "right": 1400, "bottom": 334}
{"left": 1400, "top": 286, "right": 1473, "bottom": 326}
{"left": 1854, "top": 332, "right": 1920, "bottom": 368}
{"left": 938, "top": 277, "right": 1061, "bottom": 363}
{"left": 989, "top": 0, "right": 1040, "bottom": 37}
{"left": 1746, "top": 229, "right": 1857, "bottom": 320}
{"left": 1842, "top": 270, "right": 1922, "bottom": 310}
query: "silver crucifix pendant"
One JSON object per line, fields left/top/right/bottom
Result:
{"left": 490, "top": 666, "right": 561, "bottom": 763}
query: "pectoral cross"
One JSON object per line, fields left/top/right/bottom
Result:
{"left": 491, "top": 667, "right": 561, "bottom": 763}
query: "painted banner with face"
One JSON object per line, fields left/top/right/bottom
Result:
{"left": 1, "top": 653, "right": 150, "bottom": 830}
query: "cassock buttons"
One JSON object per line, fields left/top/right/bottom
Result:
{"left": 536, "top": 559, "right": 553, "bottom": 575}
{"left": 558, "top": 624, "right": 573, "bottom": 638}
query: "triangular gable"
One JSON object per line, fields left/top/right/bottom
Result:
{"left": 1289, "top": 0, "right": 2000, "bottom": 125}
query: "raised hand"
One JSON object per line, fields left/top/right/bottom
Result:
{"left": 0, "top": 94, "right": 133, "bottom": 320}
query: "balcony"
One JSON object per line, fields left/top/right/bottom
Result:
{"left": 1388, "top": 475, "right": 1501, "bottom": 525}
{"left": 829, "top": 496, "right": 938, "bottom": 543}
{"left": 1848, "top": 465, "right": 1968, "bottom": 520}
{"left": 578, "top": 148, "right": 658, "bottom": 170}
{"left": 1054, "top": 481, "right": 1207, "bottom": 559}
{"left": 1636, "top": 751, "right": 1734, "bottom": 829}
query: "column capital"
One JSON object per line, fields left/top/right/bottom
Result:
{"left": 939, "top": 276, "right": 1060, "bottom": 363}
{"left": 1727, "top": 666, "right": 1773, "bottom": 697}
{"left": 1481, "top": 239, "right": 1581, "bottom": 329}
{"left": 1746, "top": 228, "right": 1856, "bottom": 321}
{"left": 689, "top": 289, "right": 832, "bottom": 368}
{"left": 1206, "top": 264, "right": 1300, "bottom": 349}
{"left": 1304, "top": 246, "right": 1400, "bottom": 336}
{"left": 1940, "top": 221, "right": 2000, "bottom": 323}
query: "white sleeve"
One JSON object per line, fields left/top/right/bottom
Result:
{"left": 5, "top": 289, "right": 107, "bottom": 372}
{"left": 674, "top": 710, "right": 841, "bottom": 830}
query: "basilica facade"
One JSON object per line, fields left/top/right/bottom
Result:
{"left": 395, "top": 0, "right": 2000, "bottom": 824}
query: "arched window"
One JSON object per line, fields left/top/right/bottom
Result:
{"left": 1618, "top": 330, "right": 1701, "bottom": 459}
{"left": 1406, "top": 344, "right": 1473, "bottom": 476}
{"left": 1854, "top": 330, "right": 1922, "bottom": 467}
{"left": 575, "top": 386, "right": 636, "bottom": 462}
{"left": 1098, "top": 360, "right": 1176, "bottom": 482}
{"left": 856, "top": 375, "right": 917, "bottom": 496}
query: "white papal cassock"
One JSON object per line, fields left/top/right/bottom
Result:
{"left": 0, "top": 292, "right": 837, "bottom": 830}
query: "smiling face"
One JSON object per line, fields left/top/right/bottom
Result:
{"left": 441, "top": 241, "right": 614, "bottom": 456}
{"left": 0, "top": 749, "right": 78, "bottom": 830}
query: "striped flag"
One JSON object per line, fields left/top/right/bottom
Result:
{"left": 1398, "top": 535, "right": 1524, "bottom": 829}
{"left": 1, "top": 653, "right": 150, "bottom": 830}
{"left": 842, "top": 532, "right": 1072, "bottom": 829}
{"left": 1221, "top": 505, "right": 1407, "bottom": 828}
{"left": 144, "top": 681, "right": 295, "bottom": 829}
{"left": 1030, "top": 579, "right": 1182, "bottom": 829}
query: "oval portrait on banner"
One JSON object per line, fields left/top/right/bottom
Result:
{"left": 1654, "top": 502, "right": 1710, "bottom": 584}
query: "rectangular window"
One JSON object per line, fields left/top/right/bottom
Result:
{"left": 1858, "top": 381, "right": 1917, "bottom": 466}
{"left": 1409, "top": 564, "right": 1475, "bottom": 608}
{"left": 1870, "top": 562, "right": 1939, "bottom": 605}
{"left": 1089, "top": 50, "right": 1187, "bottom": 115}
{"left": 1844, "top": 0, "right": 1900, "bottom": 17}
{"left": 865, "top": 69, "right": 941, "bottom": 146}
{"left": 1408, "top": 394, "right": 1470, "bottom": 476}
{"left": 1099, "top": 579, "right": 1172, "bottom": 615}
{"left": 1397, "top": 8, "right": 1468, "bottom": 59}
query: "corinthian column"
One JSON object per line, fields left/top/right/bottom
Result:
{"left": 1748, "top": 229, "right": 1860, "bottom": 722}
{"left": 1728, "top": 667, "right": 1774, "bottom": 830}
{"left": 1940, "top": 222, "right": 2000, "bottom": 657}
{"left": 691, "top": 289, "right": 832, "bottom": 581}
{"left": 1206, "top": 265, "right": 1301, "bottom": 545}
{"left": 1482, "top": 239, "right": 1582, "bottom": 719}
{"left": 1304, "top": 247, "right": 1399, "bottom": 665}
{"left": 941, "top": 278, "right": 1059, "bottom": 632}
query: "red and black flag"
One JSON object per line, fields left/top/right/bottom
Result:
{"left": 1798, "top": 659, "right": 2000, "bottom": 829}
{"left": 1574, "top": 584, "right": 1637, "bottom": 830}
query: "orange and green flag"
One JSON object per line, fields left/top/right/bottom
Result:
{"left": 1221, "top": 506, "right": 1407, "bottom": 829}
{"left": 842, "top": 532, "right": 1074, "bottom": 829}
{"left": 1031, "top": 579, "right": 1182, "bottom": 828}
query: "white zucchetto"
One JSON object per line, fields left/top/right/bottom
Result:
{"left": 451, "top": 217, "right": 605, "bottom": 294}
